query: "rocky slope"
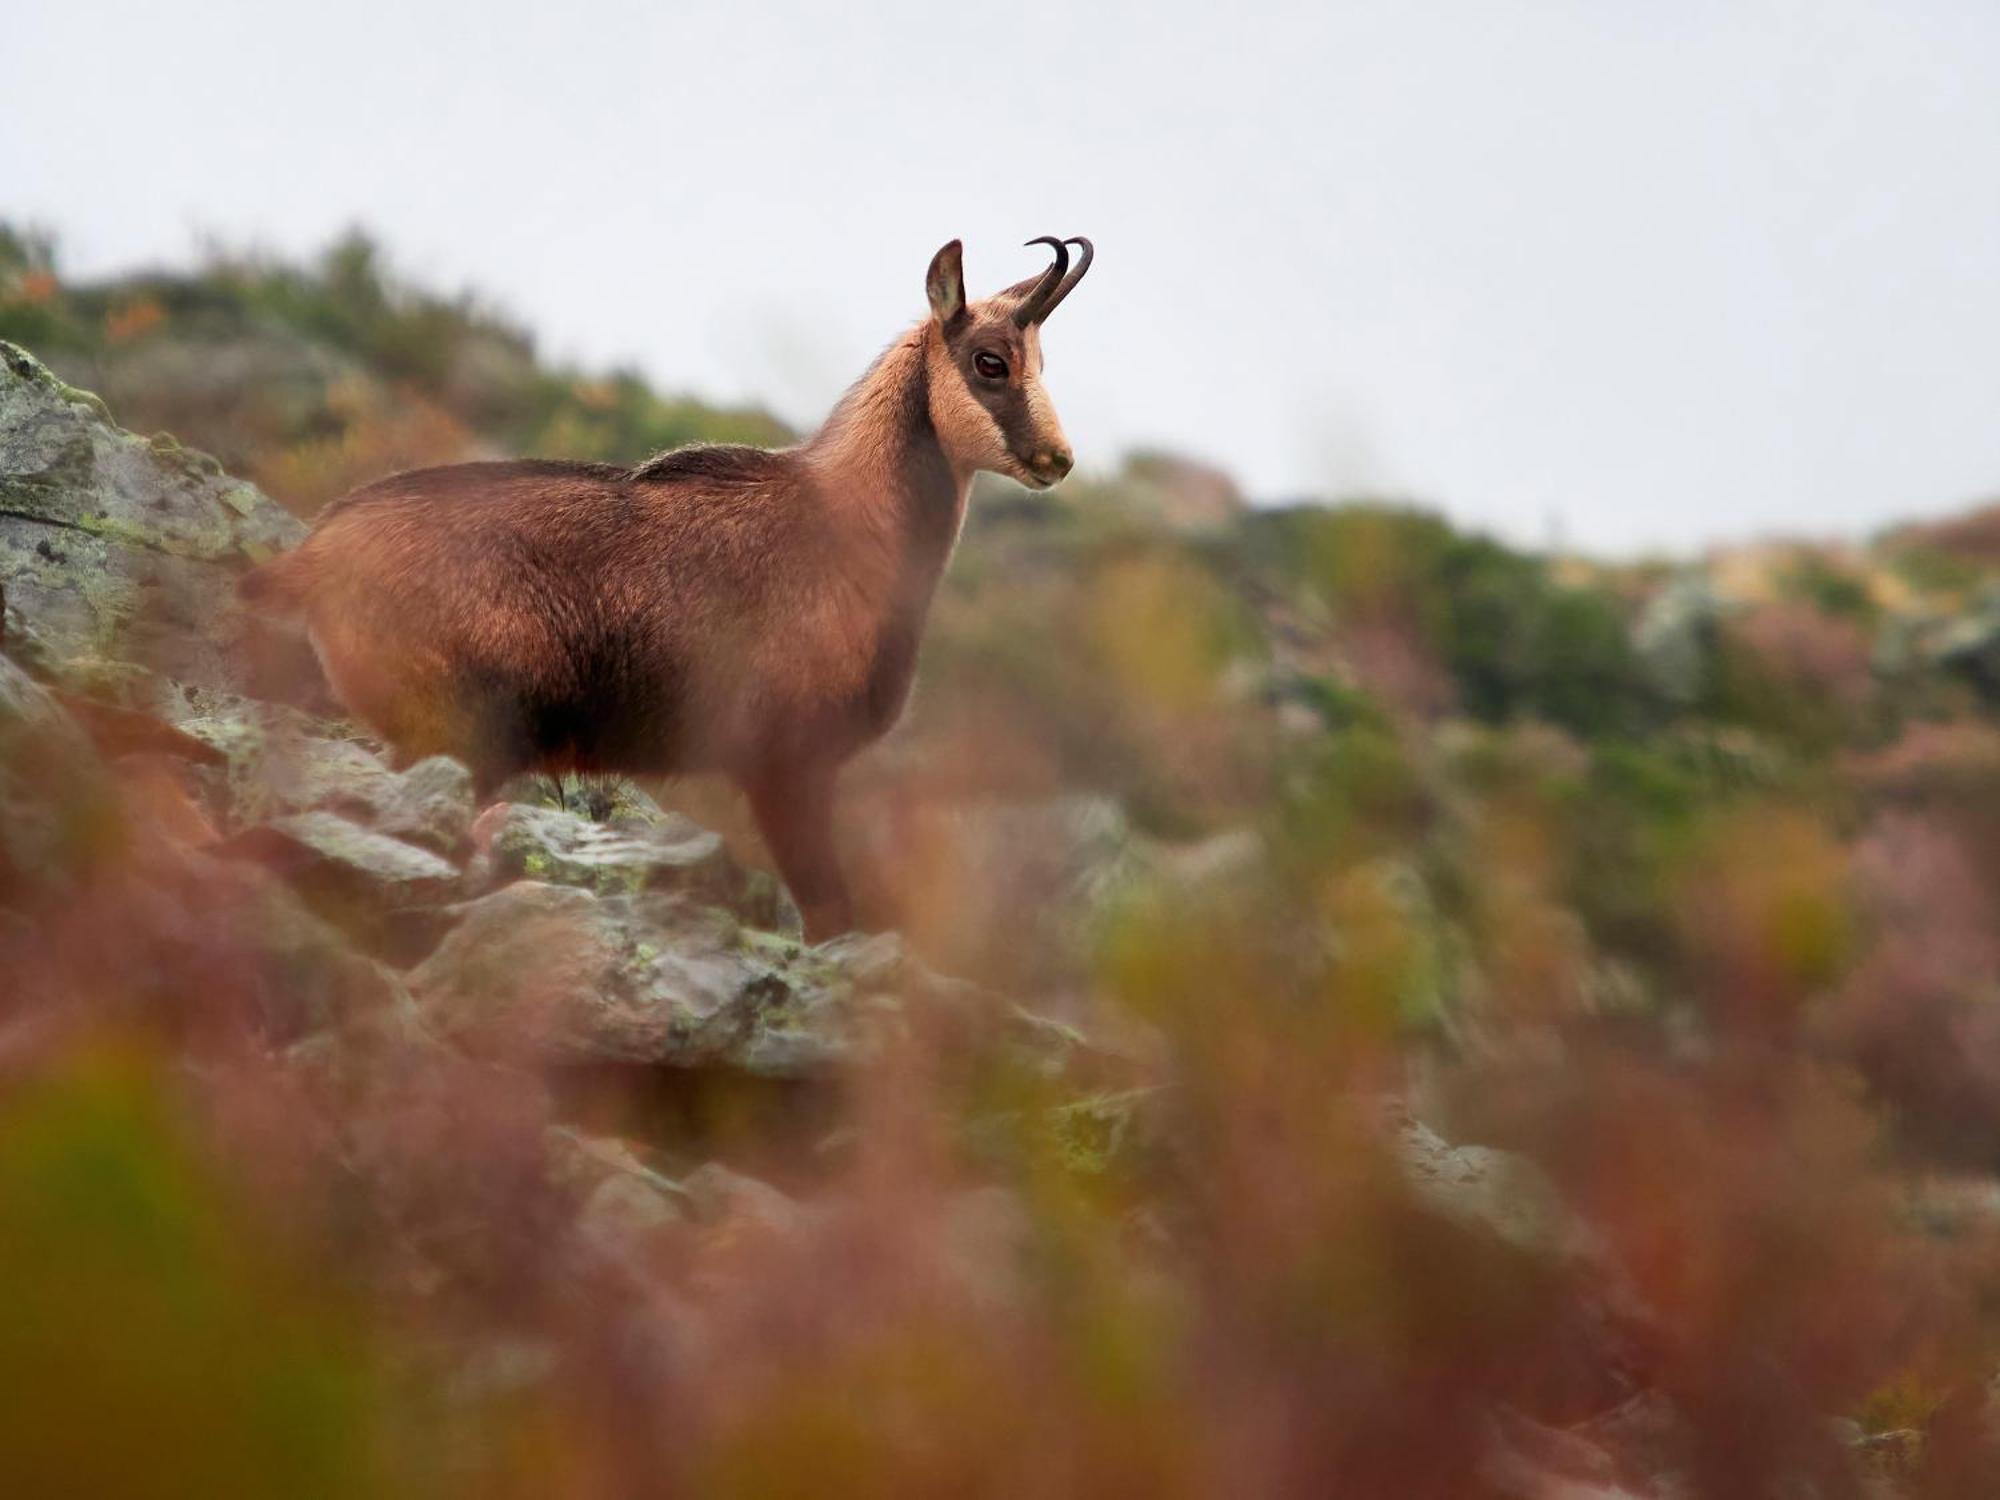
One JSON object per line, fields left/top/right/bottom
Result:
{"left": 0, "top": 335, "right": 1058, "bottom": 1070}
{"left": 5, "top": 336, "right": 1983, "bottom": 1494}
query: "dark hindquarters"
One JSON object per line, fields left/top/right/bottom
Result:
{"left": 455, "top": 682, "right": 546, "bottom": 802}
{"left": 743, "top": 760, "right": 853, "bottom": 942}
{"left": 450, "top": 625, "right": 689, "bottom": 798}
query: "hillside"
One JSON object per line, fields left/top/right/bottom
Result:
{"left": 4, "top": 229, "right": 2000, "bottom": 1495}
{"left": 0, "top": 225, "right": 791, "bottom": 515}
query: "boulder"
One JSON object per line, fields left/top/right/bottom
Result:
{"left": 679, "top": 1160, "right": 806, "bottom": 1233}
{"left": 470, "top": 800, "right": 783, "bottom": 924}
{"left": 181, "top": 851, "right": 410, "bottom": 1041}
{"left": 545, "top": 1126, "right": 692, "bottom": 1273}
{"left": 1386, "top": 1106, "right": 1664, "bottom": 1420}
{"left": 409, "top": 882, "right": 853, "bottom": 1075}
{"left": 239, "top": 732, "right": 474, "bottom": 854}
{"left": 1392, "top": 1114, "right": 1601, "bottom": 1263}
{"left": 160, "top": 683, "right": 474, "bottom": 849}
{"left": 0, "top": 340, "right": 303, "bottom": 694}
{"left": 219, "top": 810, "right": 462, "bottom": 948}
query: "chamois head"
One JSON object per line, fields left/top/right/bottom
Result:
{"left": 922, "top": 235, "right": 1093, "bottom": 489}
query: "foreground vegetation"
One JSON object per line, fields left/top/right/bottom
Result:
{"left": 4, "top": 226, "right": 2000, "bottom": 1495}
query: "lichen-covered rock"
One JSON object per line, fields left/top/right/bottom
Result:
{"left": 162, "top": 685, "right": 358, "bottom": 808}
{"left": 0, "top": 340, "right": 303, "bottom": 693}
{"left": 410, "top": 882, "right": 844, "bottom": 1073}
{"left": 410, "top": 881, "right": 860, "bottom": 1075}
{"left": 412, "top": 879, "right": 1085, "bottom": 1095}
{"left": 241, "top": 731, "right": 473, "bottom": 853}
{"left": 308, "top": 752, "right": 474, "bottom": 854}
{"left": 470, "top": 800, "right": 788, "bottom": 925}
{"left": 159, "top": 681, "right": 472, "bottom": 846}
{"left": 1, "top": 576, "right": 61, "bottom": 679}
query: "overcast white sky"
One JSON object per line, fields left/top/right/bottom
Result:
{"left": 5, "top": 0, "right": 1997, "bottom": 553}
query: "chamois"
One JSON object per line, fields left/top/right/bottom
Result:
{"left": 240, "top": 236, "right": 1095, "bottom": 938}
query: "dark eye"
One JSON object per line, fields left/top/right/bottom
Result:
{"left": 973, "top": 351, "right": 1008, "bottom": 381}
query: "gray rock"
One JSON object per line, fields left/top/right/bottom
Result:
{"left": 240, "top": 732, "right": 474, "bottom": 853}
{"left": 203, "top": 850, "right": 413, "bottom": 1041}
{"left": 1479, "top": 1408, "right": 1643, "bottom": 1500}
{"left": 1393, "top": 1114, "right": 1600, "bottom": 1263}
{"left": 0, "top": 340, "right": 303, "bottom": 694}
{"left": 162, "top": 680, "right": 473, "bottom": 850}
{"left": 219, "top": 810, "right": 462, "bottom": 937}
{"left": 471, "top": 801, "right": 779, "bottom": 921}
{"left": 285, "top": 992, "right": 474, "bottom": 1116}
{"left": 546, "top": 1127, "right": 691, "bottom": 1271}
{"left": 162, "top": 686, "right": 363, "bottom": 816}
{"left": 1, "top": 576, "right": 61, "bottom": 679}
{"left": 576, "top": 1172, "right": 686, "bottom": 1261}
{"left": 409, "top": 881, "right": 861, "bottom": 1075}
{"left": 679, "top": 1161, "right": 805, "bottom": 1233}
{"left": 1387, "top": 1106, "right": 1664, "bottom": 1415}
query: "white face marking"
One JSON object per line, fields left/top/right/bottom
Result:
{"left": 928, "top": 307, "right": 1070, "bottom": 488}
{"left": 929, "top": 347, "right": 1012, "bottom": 476}
{"left": 1021, "top": 375, "right": 1067, "bottom": 458}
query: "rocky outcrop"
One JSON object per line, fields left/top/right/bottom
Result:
{"left": 0, "top": 339, "right": 1051, "bottom": 1094}
{"left": 0, "top": 336, "right": 1946, "bottom": 1499}
{"left": 0, "top": 340, "right": 302, "bottom": 695}
{"left": 468, "top": 800, "right": 788, "bottom": 925}
{"left": 411, "top": 882, "right": 846, "bottom": 1073}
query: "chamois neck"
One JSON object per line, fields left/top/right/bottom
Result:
{"left": 804, "top": 325, "right": 962, "bottom": 513}
{"left": 800, "top": 323, "right": 969, "bottom": 642}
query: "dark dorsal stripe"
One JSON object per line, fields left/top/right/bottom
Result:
{"left": 627, "top": 444, "right": 780, "bottom": 485}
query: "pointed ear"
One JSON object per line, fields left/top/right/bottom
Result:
{"left": 925, "top": 239, "right": 967, "bottom": 330}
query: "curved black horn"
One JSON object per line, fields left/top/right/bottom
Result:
{"left": 1032, "top": 236, "right": 1094, "bottom": 323}
{"left": 1011, "top": 236, "right": 1070, "bottom": 328}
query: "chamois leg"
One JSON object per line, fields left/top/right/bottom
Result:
{"left": 744, "top": 762, "right": 853, "bottom": 942}
{"left": 460, "top": 693, "right": 539, "bottom": 805}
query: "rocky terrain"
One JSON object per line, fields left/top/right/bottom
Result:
{"left": 6, "top": 231, "right": 2000, "bottom": 1496}
{"left": 0, "top": 330, "right": 1083, "bottom": 1090}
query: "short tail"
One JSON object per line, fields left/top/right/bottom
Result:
{"left": 237, "top": 549, "right": 309, "bottom": 613}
